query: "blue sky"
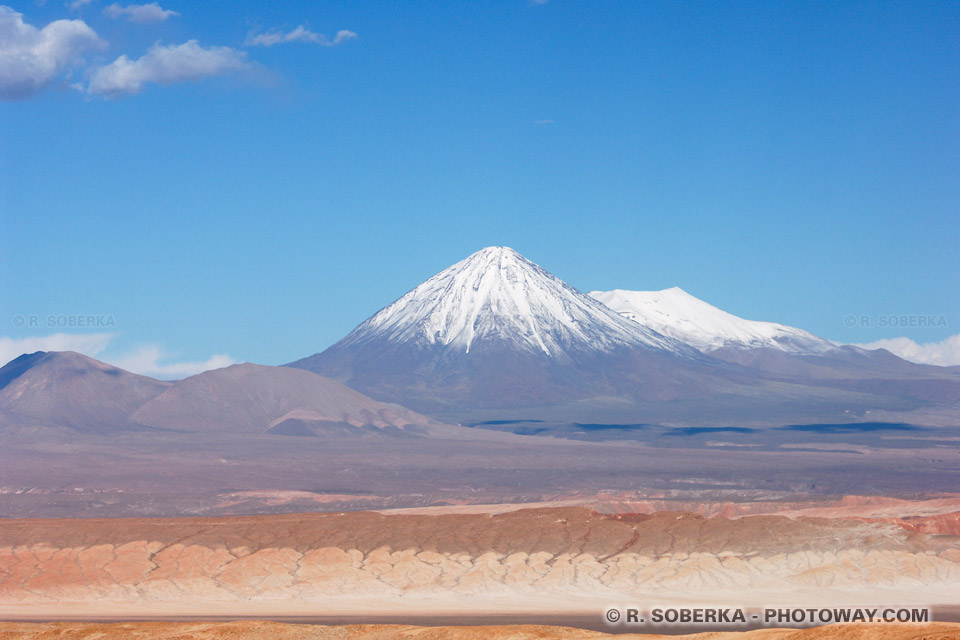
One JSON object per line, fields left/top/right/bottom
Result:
{"left": 1, "top": 0, "right": 958, "bottom": 374}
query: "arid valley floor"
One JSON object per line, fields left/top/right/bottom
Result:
{"left": 2, "top": 410, "right": 960, "bottom": 638}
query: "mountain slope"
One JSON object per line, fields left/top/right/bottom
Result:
{"left": 131, "top": 363, "right": 444, "bottom": 436}
{"left": 589, "top": 289, "right": 960, "bottom": 407}
{"left": 704, "top": 343, "right": 960, "bottom": 408}
{"left": 590, "top": 288, "right": 834, "bottom": 354}
{"left": 0, "top": 351, "right": 170, "bottom": 433}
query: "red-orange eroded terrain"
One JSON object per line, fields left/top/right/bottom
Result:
{"left": 1, "top": 505, "right": 958, "bottom": 619}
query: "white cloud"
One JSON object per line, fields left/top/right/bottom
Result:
{"left": 69, "top": 0, "right": 93, "bottom": 9}
{"left": 107, "top": 345, "right": 234, "bottom": 379}
{"left": 330, "top": 29, "right": 358, "bottom": 45}
{"left": 103, "top": 2, "right": 177, "bottom": 23}
{"left": 853, "top": 333, "right": 960, "bottom": 367}
{"left": 0, "top": 5, "right": 105, "bottom": 99}
{"left": 246, "top": 26, "right": 356, "bottom": 47}
{"left": 87, "top": 39, "right": 248, "bottom": 96}
{"left": 0, "top": 333, "right": 234, "bottom": 379}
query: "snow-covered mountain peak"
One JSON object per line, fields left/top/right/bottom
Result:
{"left": 590, "top": 288, "right": 834, "bottom": 354}
{"left": 340, "top": 248, "right": 688, "bottom": 358}
{"left": 469, "top": 245, "right": 522, "bottom": 260}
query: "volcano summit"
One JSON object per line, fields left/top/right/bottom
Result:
{"left": 317, "top": 246, "right": 692, "bottom": 358}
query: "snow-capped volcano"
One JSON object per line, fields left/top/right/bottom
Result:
{"left": 590, "top": 287, "right": 834, "bottom": 354}
{"left": 290, "top": 247, "right": 960, "bottom": 419}
{"left": 289, "top": 247, "right": 710, "bottom": 412}
{"left": 339, "top": 247, "right": 689, "bottom": 359}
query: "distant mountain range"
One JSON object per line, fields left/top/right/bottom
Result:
{"left": 3, "top": 247, "right": 959, "bottom": 433}
{"left": 0, "top": 351, "right": 443, "bottom": 437}
{"left": 290, "top": 246, "right": 960, "bottom": 425}
{"left": 2, "top": 247, "right": 958, "bottom": 519}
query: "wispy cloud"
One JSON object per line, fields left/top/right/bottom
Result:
{"left": 246, "top": 26, "right": 357, "bottom": 47}
{"left": 107, "top": 345, "right": 234, "bottom": 379}
{"left": 103, "top": 2, "right": 177, "bottom": 23}
{"left": 853, "top": 333, "right": 960, "bottom": 367}
{"left": 0, "top": 5, "right": 105, "bottom": 99}
{"left": 68, "top": 0, "right": 93, "bottom": 10}
{"left": 87, "top": 40, "right": 248, "bottom": 96}
{"left": 0, "top": 333, "right": 234, "bottom": 378}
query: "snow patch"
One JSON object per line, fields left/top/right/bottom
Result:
{"left": 590, "top": 288, "right": 834, "bottom": 354}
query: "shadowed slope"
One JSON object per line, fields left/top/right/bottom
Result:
{"left": 0, "top": 351, "right": 170, "bottom": 433}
